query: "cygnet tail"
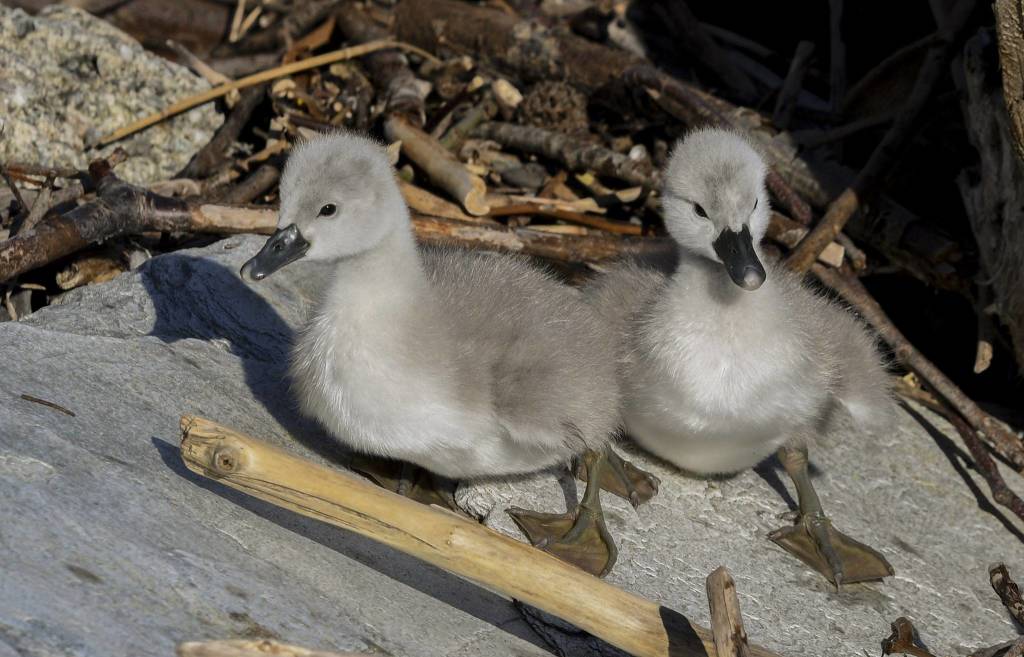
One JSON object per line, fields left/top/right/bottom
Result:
{"left": 834, "top": 316, "right": 896, "bottom": 433}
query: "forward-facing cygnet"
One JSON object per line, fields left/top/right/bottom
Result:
{"left": 240, "top": 131, "right": 656, "bottom": 576}
{"left": 585, "top": 127, "right": 895, "bottom": 587}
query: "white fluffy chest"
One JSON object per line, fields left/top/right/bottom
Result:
{"left": 623, "top": 287, "right": 828, "bottom": 473}
{"left": 291, "top": 311, "right": 484, "bottom": 464}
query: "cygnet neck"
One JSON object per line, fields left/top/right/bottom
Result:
{"left": 324, "top": 222, "right": 430, "bottom": 311}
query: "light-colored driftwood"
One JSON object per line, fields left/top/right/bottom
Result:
{"left": 385, "top": 115, "right": 490, "bottom": 216}
{"left": 177, "top": 639, "right": 372, "bottom": 657}
{"left": 765, "top": 213, "right": 844, "bottom": 268}
{"left": 399, "top": 180, "right": 496, "bottom": 224}
{"left": 706, "top": 567, "right": 751, "bottom": 657}
{"left": 179, "top": 416, "right": 785, "bottom": 657}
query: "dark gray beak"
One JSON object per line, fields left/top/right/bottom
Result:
{"left": 240, "top": 224, "right": 310, "bottom": 281}
{"left": 712, "top": 225, "right": 766, "bottom": 291}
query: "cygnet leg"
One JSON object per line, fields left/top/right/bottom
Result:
{"left": 576, "top": 447, "right": 660, "bottom": 508}
{"left": 769, "top": 444, "right": 894, "bottom": 589}
{"left": 507, "top": 450, "right": 618, "bottom": 577}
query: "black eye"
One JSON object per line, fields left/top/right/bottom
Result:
{"left": 693, "top": 203, "right": 708, "bottom": 218}
{"left": 318, "top": 203, "right": 337, "bottom": 217}
{"left": 753, "top": 198, "right": 758, "bottom": 210}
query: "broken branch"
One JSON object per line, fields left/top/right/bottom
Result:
{"left": 179, "top": 415, "right": 784, "bottom": 657}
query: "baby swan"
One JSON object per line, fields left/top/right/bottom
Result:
{"left": 240, "top": 131, "right": 652, "bottom": 576}
{"left": 585, "top": 128, "right": 895, "bottom": 588}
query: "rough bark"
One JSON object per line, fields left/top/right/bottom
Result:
{"left": 334, "top": 2, "right": 426, "bottom": 122}
{"left": 473, "top": 121, "right": 654, "bottom": 187}
{"left": 958, "top": 29, "right": 1024, "bottom": 373}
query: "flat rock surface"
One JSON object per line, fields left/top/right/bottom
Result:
{"left": 0, "top": 5, "right": 221, "bottom": 184}
{"left": 1, "top": 235, "right": 1022, "bottom": 657}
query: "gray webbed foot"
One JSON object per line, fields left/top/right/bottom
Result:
{"left": 576, "top": 447, "right": 660, "bottom": 508}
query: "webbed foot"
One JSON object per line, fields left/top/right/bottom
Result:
{"left": 576, "top": 447, "right": 660, "bottom": 507}
{"left": 507, "top": 450, "right": 618, "bottom": 577}
{"left": 773, "top": 444, "right": 893, "bottom": 589}
{"left": 506, "top": 503, "right": 617, "bottom": 577}
{"left": 349, "top": 454, "right": 461, "bottom": 513}
{"left": 769, "top": 512, "right": 894, "bottom": 588}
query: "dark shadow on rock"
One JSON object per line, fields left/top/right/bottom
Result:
{"left": 753, "top": 457, "right": 797, "bottom": 512}
{"left": 901, "top": 402, "right": 1024, "bottom": 545}
{"left": 139, "top": 254, "right": 346, "bottom": 465}
{"left": 151, "top": 436, "right": 550, "bottom": 652}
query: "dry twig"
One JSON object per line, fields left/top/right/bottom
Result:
{"left": 989, "top": 564, "right": 1024, "bottom": 625}
{"left": 98, "top": 40, "right": 428, "bottom": 146}
{"left": 385, "top": 115, "right": 490, "bottom": 216}
{"left": 473, "top": 121, "right": 654, "bottom": 187}
{"left": 706, "top": 567, "right": 751, "bottom": 657}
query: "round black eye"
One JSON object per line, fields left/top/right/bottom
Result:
{"left": 318, "top": 203, "right": 337, "bottom": 217}
{"left": 693, "top": 203, "right": 708, "bottom": 218}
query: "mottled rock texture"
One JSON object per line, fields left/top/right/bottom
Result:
{"left": 0, "top": 5, "right": 221, "bottom": 184}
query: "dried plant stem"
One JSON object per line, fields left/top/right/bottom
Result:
{"left": 98, "top": 40, "right": 424, "bottom": 146}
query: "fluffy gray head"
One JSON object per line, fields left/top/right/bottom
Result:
{"left": 277, "top": 131, "right": 407, "bottom": 261}
{"left": 662, "top": 128, "right": 770, "bottom": 279}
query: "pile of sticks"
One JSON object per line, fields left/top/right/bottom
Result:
{"left": 2, "top": 0, "right": 1023, "bottom": 561}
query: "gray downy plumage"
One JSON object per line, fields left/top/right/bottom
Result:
{"left": 244, "top": 131, "right": 620, "bottom": 480}
{"left": 584, "top": 127, "right": 894, "bottom": 475}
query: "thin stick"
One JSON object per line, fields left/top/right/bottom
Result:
{"left": 813, "top": 264, "right": 1024, "bottom": 471}
{"left": 97, "top": 40, "right": 424, "bottom": 146}
{"left": 706, "top": 567, "right": 751, "bottom": 657}
{"left": 20, "top": 394, "right": 76, "bottom": 417}
{"left": 488, "top": 203, "right": 642, "bottom": 235}
{"left": 772, "top": 41, "right": 815, "bottom": 130}
{"left": 179, "top": 416, "right": 785, "bottom": 657}
{"left": 177, "top": 639, "right": 372, "bottom": 657}
{"left": 895, "top": 381, "right": 1024, "bottom": 525}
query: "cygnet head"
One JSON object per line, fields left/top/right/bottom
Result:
{"left": 662, "top": 128, "right": 770, "bottom": 291}
{"left": 241, "top": 131, "right": 405, "bottom": 281}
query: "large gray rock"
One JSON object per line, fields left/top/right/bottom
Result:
{"left": 1, "top": 235, "right": 1022, "bottom": 657}
{"left": 0, "top": 5, "right": 222, "bottom": 184}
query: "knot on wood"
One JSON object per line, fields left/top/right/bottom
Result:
{"left": 211, "top": 447, "right": 245, "bottom": 475}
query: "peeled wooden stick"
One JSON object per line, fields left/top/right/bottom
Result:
{"left": 179, "top": 416, "right": 785, "bottom": 657}
{"left": 177, "top": 639, "right": 372, "bottom": 657}
{"left": 706, "top": 567, "right": 751, "bottom": 657}
{"left": 97, "top": 40, "right": 422, "bottom": 146}
{"left": 385, "top": 115, "right": 490, "bottom": 216}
